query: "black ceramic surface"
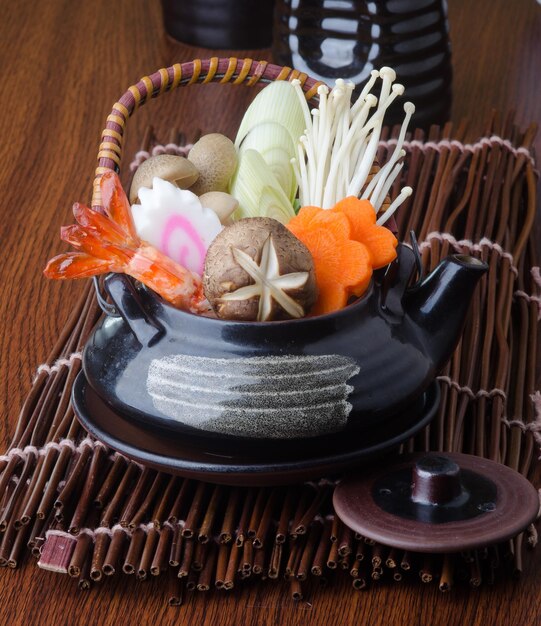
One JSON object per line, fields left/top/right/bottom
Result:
{"left": 72, "top": 372, "right": 440, "bottom": 486}
{"left": 162, "top": 0, "right": 274, "bottom": 49}
{"left": 273, "top": 0, "right": 453, "bottom": 128}
{"left": 83, "top": 245, "right": 486, "bottom": 441}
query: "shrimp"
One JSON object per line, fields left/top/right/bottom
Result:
{"left": 44, "top": 171, "right": 210, "bottom": 314}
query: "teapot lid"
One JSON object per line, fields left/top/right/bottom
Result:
{"left": 333, "top": 452, "right": 539, "bottom": 553}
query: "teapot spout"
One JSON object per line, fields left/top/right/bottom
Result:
{"left": 403, "top": 254, "right": 488, "bottom": 371}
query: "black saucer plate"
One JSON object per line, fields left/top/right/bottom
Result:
{"left": 72, "top": 372, "right": 440, "bottom": 486}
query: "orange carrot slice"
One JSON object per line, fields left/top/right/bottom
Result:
{"left": 331, "top": 196, "right": 398, "bottom": 269}
{"left": 287, "top": 207, "right": 372, "bottom": 315}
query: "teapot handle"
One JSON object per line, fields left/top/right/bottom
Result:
{"left": 104, "top": 274, "right": 164, "bottom": 347}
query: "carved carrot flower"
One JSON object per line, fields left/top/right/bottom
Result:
{"left": 331, "top": 197, "right": 398, "bottom": 271}
{"left": 287, "top": 197, "right": 398, "bottom": 314}
{"left": 287, "top": 207, "right": 372, "bottom": 315}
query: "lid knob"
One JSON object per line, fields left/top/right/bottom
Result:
{"left": 411, "top": 455, "right": 462, "bottom": 506}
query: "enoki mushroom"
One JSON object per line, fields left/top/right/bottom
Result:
{"left": 291, "top": 68, "right": 414, "bottom": 222}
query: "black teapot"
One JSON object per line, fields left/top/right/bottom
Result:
{"left": 83, "top": 245, "right": 486, "bottom": 440}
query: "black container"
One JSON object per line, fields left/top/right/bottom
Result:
{"left": 162, "top": 0, "right": 275, "bottom": 49}
{"left": 82, "top": 246, "right": 486, "bottom": 441}
{"left": 273, "top": 0, "right": 453, "bottom": 128}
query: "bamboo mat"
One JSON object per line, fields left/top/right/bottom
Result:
{"left": 0, "top": 116, "right": 540, "bottom": 603}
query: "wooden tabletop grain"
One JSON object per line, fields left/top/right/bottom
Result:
{"left": 0, "top": 1, "right": 540, "bottom": 624}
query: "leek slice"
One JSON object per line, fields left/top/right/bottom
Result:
{"left": 262, "top": 147, "right": 296, "bottom": 202}
{"left": 235, "top": 81, "right": 306, "bottom": 149}
{"left": 258, "top": 186, "right": 296, "bottom": 223}
{"left": 229, "top": 149, "right": 295, "bottom": 224}
{"left": 238, "top": 122, "right": 298, "bottom": 202}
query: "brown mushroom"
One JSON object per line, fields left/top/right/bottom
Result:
{"left": 129, "top": 154, "right": 199, "bottom": 204}
{"left": 198, "top": 191, "right": 239, "bottom": 225}
{"left": 203, "top": 217, "right": 317, "bottom": 321}
{"left": 188, "top": 133, "right": 238, "bottom": 195}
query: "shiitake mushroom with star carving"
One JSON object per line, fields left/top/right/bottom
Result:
{"left": 203, "top": 217, "right": 317, "bottom": 321}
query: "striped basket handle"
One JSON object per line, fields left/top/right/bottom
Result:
{"left": 92, "top": 57, "right": 325, "bottom": 209}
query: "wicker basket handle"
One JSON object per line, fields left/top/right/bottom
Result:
{"left": 92, "top": 57, "right": 324, "bottom": 208}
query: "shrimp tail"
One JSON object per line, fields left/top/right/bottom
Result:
{"left": 44, "top": 172, "right": 211, "bottom": 314}
{"left": 99, "top": 171, "right": 139, "bottom": 243}
{"left": 44, "top": 252, "right": 116, "bottom": 279}
{"left": 72, "top": 202, "right": 129, "bottom": 246}
{"left": 60, "top": 224, "right": 133, "bottom": 264}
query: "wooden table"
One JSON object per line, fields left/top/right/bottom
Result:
{"left": 0, "top": 1, "right": 540, "bottom": 624}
